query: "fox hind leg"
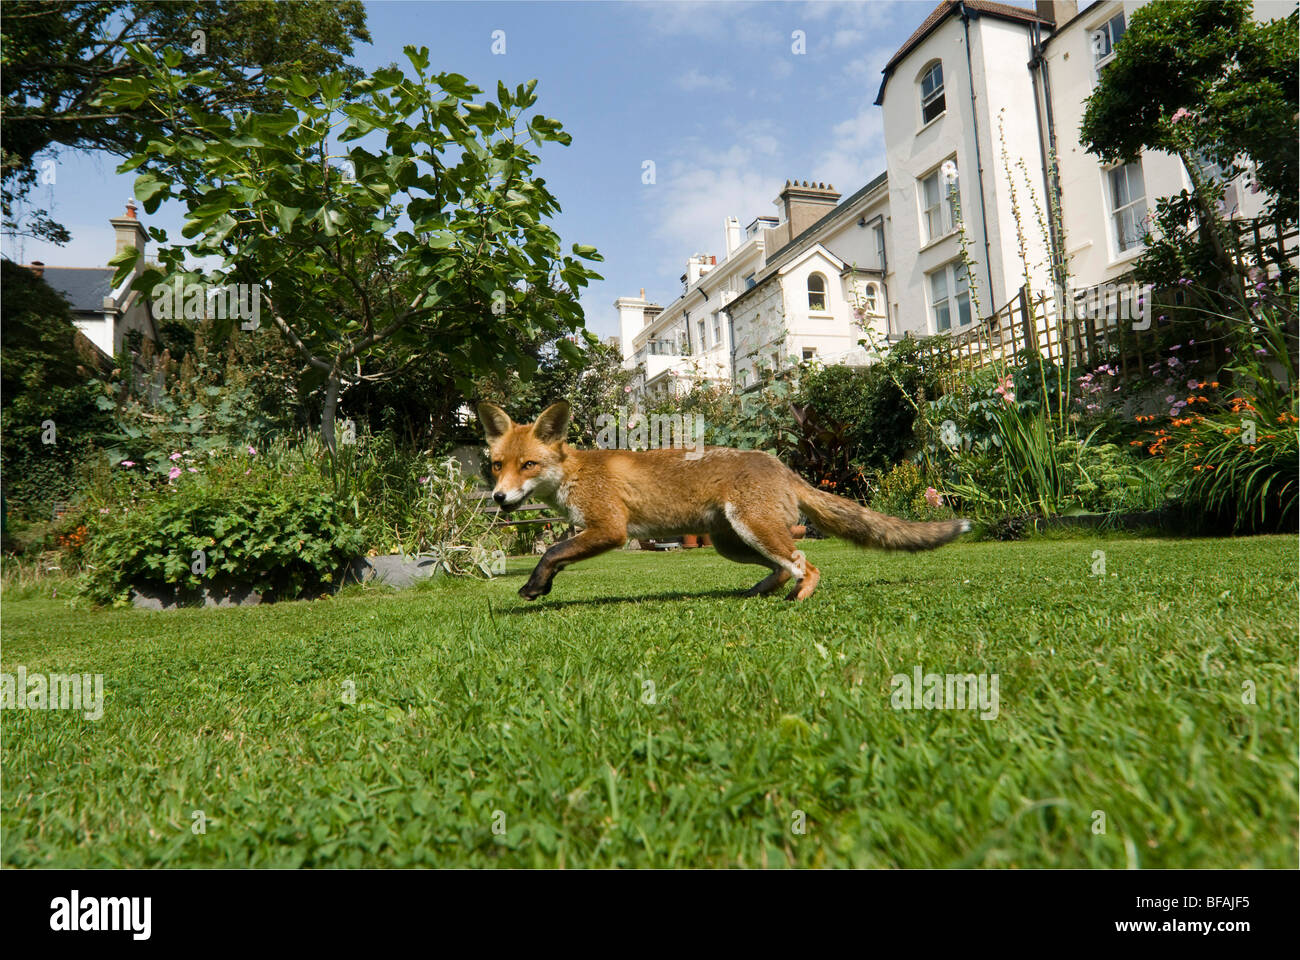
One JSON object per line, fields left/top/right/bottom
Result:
{"left": 722, "top": 503, "right": 821, "bottom": 601}
{"left": 709, "top": 526, "right": 790, "bottom": 596}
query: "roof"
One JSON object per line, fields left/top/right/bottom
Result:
{"left": 874, "top": 1, "right": 1049, "bottom": 105}
{"left": 39, "top": 267, "right": 115, "bottom": 313}
{"left": 726, "top": 170, "right": 889, "bottom": 315}
{"left": 767, "top": 170, "right": 888, "bottom": 268}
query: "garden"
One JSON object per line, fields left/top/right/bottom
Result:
{"left": 1, "top": 0, "right": 1296, "bottom": 869}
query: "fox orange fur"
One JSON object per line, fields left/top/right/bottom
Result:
{"left": 478, "top": 400, "right": 971, "bottom": 601}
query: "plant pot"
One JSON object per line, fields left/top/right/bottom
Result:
{"left": 682, "top": 534, "right": 699, "bottom": 548}
{"left": 790, "top": 525, "right": 807, "bottom": 540}
{"left": 699, "top": 533, "right": 712, "bottom": 547}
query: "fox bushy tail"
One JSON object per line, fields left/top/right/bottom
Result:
{"left": 797, "top": 483, "right": 971, "bottom": 552}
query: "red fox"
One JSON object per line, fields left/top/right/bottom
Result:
{"left": 478, "top": 401, "right": 971, "bottom": 601}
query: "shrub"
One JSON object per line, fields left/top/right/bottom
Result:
{"left": 1130, "top": 297, "right": 1298, "bottom": 532}
{"left": 285, "top": 430, "right": 509, "bottom": 561}
{"left": 795, "top": 335, "right": 944, "bottom": 473}
{"left": 84, "top": 453, "right": 364, "bottom": 606}
{"left": 869, "top": 462, "right": 955, "bottom": 523}
{"left": 1, "top": 383, "right": 112, "bottom": 527}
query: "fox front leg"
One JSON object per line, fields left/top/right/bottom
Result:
{"left": 518, "top": 528, "right": 624, "bottom": 600}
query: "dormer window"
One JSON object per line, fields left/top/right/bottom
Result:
{"left": 920, "top": 61, "right": 945, "bottom": 125}
{"left": 807, "top": 272, "right": 827, "bottom": 311}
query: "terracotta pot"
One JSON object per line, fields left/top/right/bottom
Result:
{"left": 699, "top": 533, "right": 712, "bottom": 547}
{"left": 790, "top": 525, "right": 807, "bottom": 540}
{"left": 682, "top": 534, "right": 699, "bottom": 548}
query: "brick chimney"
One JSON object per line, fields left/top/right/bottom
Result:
{"left": 767, "top": 180, "right": 841, "bottom": 250}
{"left": 29, "top": 260, "right": 44, "bottom": 278}
{"left": 110, "top": 198, "right": 147, "bottom": 262}
{"left": 1034, "top": 1, "right": 1077, "bottom": 25}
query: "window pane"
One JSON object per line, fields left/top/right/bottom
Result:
{"left": 1125, "top": 161, "right": 1146, "bottom": 201}
{"left": 935, "top": 301, "right": 951, "bottom": 332}
{"left": 1110, "top": 166, "right": 1130, "bottom": 207}
{"left": 1109, "top": 13, "right": 1126, "bottom": 48}
{"left": 922, "top": 92, "right": 945, "bottom": 123}
{"left": 930, "top": 269, "right": 948, "bottom": 300}
{"left": 956, "top": 291, "right": 971, "bottom": 328}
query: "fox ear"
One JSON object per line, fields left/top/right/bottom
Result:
{"left": 532, "top": 401, "right": 572, "bottom": 445}
{"left": 476, "top": 402, "right": 513, "bottom": 443}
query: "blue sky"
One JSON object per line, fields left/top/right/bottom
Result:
{"left": 5, "top": 0, "right": 1033, "bottom": 339}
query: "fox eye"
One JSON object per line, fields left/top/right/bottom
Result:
{"left": 522, "top": 460, "right": 537, "bottom": 470}
{"left": 491, "top": 461, "right": 502, "bottom": 472}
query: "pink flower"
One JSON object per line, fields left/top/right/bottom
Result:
{"left": 924, "top": 487, "right": 942, "bottom": 508}
{"left": 244, "top": 468, "right": 252, "bottom": 475}
{"left": 1170, "top": 107, "right": 1194, "bottom": 124}
{"left": 168, "top": 466, "right": 182, "bottom": 480}
{"left": 169, "top": 452, "right": 182, "bottom": 461}
{"left": 419, "top": 476, "right": 429, "bottom": 485}
{"left": 187, "top": 467, "right": 198, "bottom": 473}
{"left": 120, "top": 460, "right": 135, "bottom": 468}
{"left": 248, "top": 446, "right": 257, "bottom": 456}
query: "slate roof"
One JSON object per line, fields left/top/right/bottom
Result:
{"left": 874, "top": 0, "right": 1049, "bottom": 105}
{"left": 39, "top": 267, "right": 115, "bottom": 313}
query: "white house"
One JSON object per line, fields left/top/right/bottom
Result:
{"left": 617, "top": 0, "right": 1291, "bottom": 402}
{"left": 615, "top": 211, "right": 769, "bottom": 402}
{"left": 727, "top": 175, "right": 892, "bottom": 388}
{"left": 24, "top": 199, "right": 156, "bottom": 359}
{"left": 1035, "top": 0, "right": 1273, "bottom": 288}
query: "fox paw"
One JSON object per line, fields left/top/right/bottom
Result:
{"left": 518, "top": 580, "right": 552, "bottom": 600}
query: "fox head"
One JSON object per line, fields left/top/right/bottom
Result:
{"left": 476, "top": 401, "right": 572, "bottom": 512}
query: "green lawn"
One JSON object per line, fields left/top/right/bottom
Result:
{"left": 2, "top": 536, "right": 1296, "bottom": 868}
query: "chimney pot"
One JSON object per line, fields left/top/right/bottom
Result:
{"left": 125, "top": 198, "right": 138, "bottom": 220}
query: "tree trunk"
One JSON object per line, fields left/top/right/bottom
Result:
{"left": 322, "top": 368, "right": 341, "bottom": 457}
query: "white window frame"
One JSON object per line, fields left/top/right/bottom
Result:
{"left": 1106, "top": 160, "right": 1148, "bottom": 256}
{"left": 1091, "top": 11, "right": 1126, "bottom": 71}
{"left": 919, "top": 61, "right": 945, "bottom": 125}
{"left": 862, "top": 282, "right": 879, "bottom": 315}
{"left": 928, "top": 261, "right": 971, "bottom": 333}
{"left": 697, "top": 317, "right": 707, "bottom": 349}
{"left": 807, "top": 272, "right": 828, "bottom": 312}
{"left": 920, "top": 161, "right": 960, "bottom": 245}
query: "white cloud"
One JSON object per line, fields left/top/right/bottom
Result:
{"left": 636, "top": 120, "right": 790, "bottom": 294}
{"left": 675, "top": 68, "right": 734, "bottom": 92}
{"left": 815, "top": 103, "right": 887, "bottom": 191}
